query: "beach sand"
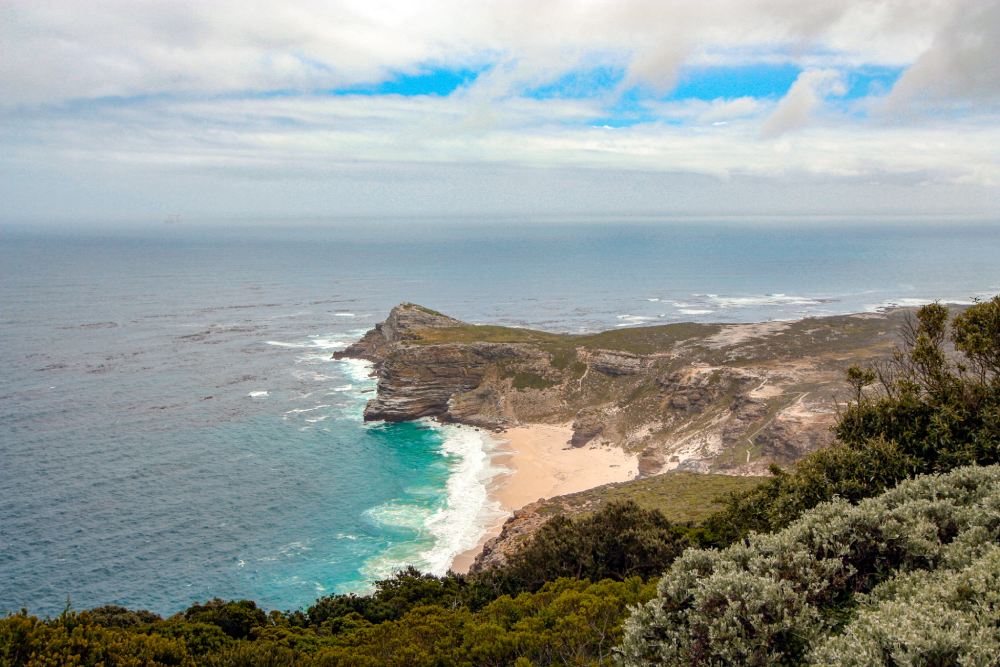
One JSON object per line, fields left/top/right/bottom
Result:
{"left": 451, "top": 423, "right": 638, "bottom": 573}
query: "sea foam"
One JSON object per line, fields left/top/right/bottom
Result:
{"left": 418, "top": 424, "right": 506, "bottom": 575}
{"left": 360, "top": 423, "right": 506, "bottom": 581}
{"left": 338, "top": 358, "right": 375, "bottom": 383}
{"left": 702, "top": 293, "right": 825, "bottom": 308}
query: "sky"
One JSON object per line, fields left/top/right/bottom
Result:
{"left": 1, "top": 0, "right": 999, "bottom": 224}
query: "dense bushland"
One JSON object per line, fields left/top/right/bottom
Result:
{"left": 620, "top": 464, "right": 1000, "bottom": 665}
{"left": 0, "top": 578, "right": 655, "bottom": 666}
{"left": 478, "top": 501, "right": 693, "bottom": 597}
{"left": 808, "top": 545, "right": 1000, "bottom": 665}
{"left": 2, "top": 297, "right": 999, "bottom": 665}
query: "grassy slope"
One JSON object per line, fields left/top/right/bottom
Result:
{"left": 406, "top": 311, "right": 906, "bottom": 365}
{"left": 410, "top": 321, "right": 724, "bottom": 355}
{"left": 531, "top": 471, "right": 766, "bottom": 523}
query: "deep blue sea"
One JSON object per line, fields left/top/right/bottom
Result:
{"left": 2, "top": 219, "right": 999, "bottom": 616}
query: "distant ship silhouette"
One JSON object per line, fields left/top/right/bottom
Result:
{"left": 164, "top": 214, "right": 182, "bottom": 224}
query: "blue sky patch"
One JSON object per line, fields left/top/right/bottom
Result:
{"left": 524, "top": 65, "right": 625, "bottom": 99}
{"left": 667, "top": 63, "right": 801, "bottom": 101}
{"left": 331, "top": 66, "right": 483, "bottom": 97}
{"left": 842, "top": 66, "right": 904, "bottom": 99}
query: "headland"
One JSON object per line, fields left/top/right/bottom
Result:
{"left": 335, "top": 302, "right": 909, "bottom": 570}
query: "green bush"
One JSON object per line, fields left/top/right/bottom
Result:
{"left": 0, "top": 611, "right": 194, "bottom": 666}
{"left": 511, "top": 371, "right": 558, "bottom": 390}
{"left": 79, "top": 605, "right": 161, "bottom": 629}
{"left": 482, "top": 501, "right": 692, "bottom": 595}
{"left": 183, "top": 599, "right": 267, "bottom": 639}
{"left": 836, "top": 298, "right": 1000, "bottom": 471}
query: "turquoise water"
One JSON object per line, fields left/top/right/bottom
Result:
{"left": 2, "top": 219, "right": 999, "bottom": 616}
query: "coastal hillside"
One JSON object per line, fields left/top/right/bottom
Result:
{"left": 336, "top": 302, "right": 909, "bottom": 476}
{"left": 4, "top": 297, "right": 999, "bottom": 665}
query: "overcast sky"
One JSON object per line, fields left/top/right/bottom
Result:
{"left": 2, "top": 0, "right": 999, "bottom": 224}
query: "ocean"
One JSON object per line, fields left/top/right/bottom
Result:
{"left": 2, "top": 219, "right": 999, "bottom": 616}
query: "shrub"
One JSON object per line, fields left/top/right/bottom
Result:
{"left": 619, "top": 465, "right": 1000, "bottom": 666}
{"left": 482, "top": 501, "right": 691, "bottom": 595}
{"left": 807, "top": 546, "right": 1000, "bottom": 666}
{"left": 0, "top": 611, "right": 194, "bottom": 666}
{"left": 183, "top": 599, "right": 267, "bottom": 639}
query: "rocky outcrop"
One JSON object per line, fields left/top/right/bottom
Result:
{"left": 656, "top": 367, "right": 757, "bottom": 414}
{"left": 570, "top": 412, "right": 605, "bottom": 447}
{"left": 336, "top": 304, "right": 905, "bottom": 476}
{"left": 469, "top": 502, "right": 549, "bottom": 573}
{"left": 581, "top": 349, "right": 652, "bottom": 376}
{"left": 333, "top": 303, "right": 461, "bottom": 366}
{"left": 364, "top": 342, "right": 530, "bottom": 425}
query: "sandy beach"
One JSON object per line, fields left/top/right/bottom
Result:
{"left": 451, "top": 423, "right": 638, "bottom": 573}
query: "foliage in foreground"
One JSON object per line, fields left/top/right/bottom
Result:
{"left": 0, "top": 578, "right": 655, "bottom": 666}
{"left": 808, "top": 546, "right": 1000, "bottom": 666}
{"left": 621, "top": 464, "right": 1000, "bottom": 666}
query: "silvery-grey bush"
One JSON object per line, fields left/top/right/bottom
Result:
{"left": 619, "top": 465, "right": 1000, "bottom": 666}
{"left": 807, "top": 547, "right": 1000, "bottom": 666}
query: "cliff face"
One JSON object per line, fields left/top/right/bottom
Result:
{"left": 334, "top": 303, "right": 463, "bottom": 364}
{"left": 362, "top": 342, "right": 540, "bottom": 425}
{"left": 335, "top": 303, "right": 906, "bottom": 476}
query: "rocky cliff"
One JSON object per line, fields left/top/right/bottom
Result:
{"left": 335, "top": 303, "right": 906, "bottom": 476}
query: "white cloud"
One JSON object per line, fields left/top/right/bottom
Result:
{"left": 6, "top": 93, "right": 999, "bottom": 183}
{"left": 760, "top": 69, "right": 846, "bottom": 138}
{"left": 0, "top": 0, "right": 967, "bottom": 106}
{"left": 645, "top": 97, "right": 764, "bottom": 124}
{"left": 885, "top": 0, "right": 1000, "bottom": 108}
{"left": 1, "top": 0, "right": 999, "bottom": 221}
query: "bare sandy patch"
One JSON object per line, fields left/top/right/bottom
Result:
{"left": 451, "top": 423, "right": 637, "bottom": 573}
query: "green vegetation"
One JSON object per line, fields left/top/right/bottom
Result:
{"left": 479, "top": 502, "right": 693, "bottom": 595}
{"left": 0, "top": 578, "right": 655, "bottom": 666}
{"left": 621, "top": 464, "right": 1000, "bottom": 666}
{"left": 511, "top": 371, "right": 558, "bottom": 391}
{"left": 410, "top": 319, "right": 723, "bottom": 356}
{"left": 403, "top": 303, "right": 451, "bottom": 318}
{"left": 808, "top": 546, "right": 1000, "bottom": 665}
{"left": 530, "top": 471, "right": 765, "bottom": 523}
{"left": 3, "top": 297, "right": 999, "bottom": 665}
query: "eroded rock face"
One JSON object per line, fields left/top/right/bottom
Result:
{"left": 364, "top": 342, "right": 531, "bottom": 424}
{"left": 446, "top": 385, "right": 510, "bottom": 430}
{"left": 581, "top": 349, "right": 652, "bottom": 376}
{"left": 657, "top": 368, "right": 757, "bottom": 414}
{"left": 469, "top": 502, "right": 548, "bottom": 573}
{"left": 570, "top": 412, "right": 605, "bottom": 447}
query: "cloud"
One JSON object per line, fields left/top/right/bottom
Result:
{"left": 5, "top": 92, "right": 998, "bottom": 183}
{"left": 1, "top": 0, "right": 998, "bottom": 222}
{"left": 885, "top": 0, "right": 1000, "bottom": 108}
{"left": 0, "top": 0, "right": 963, "bottom": 106}
{"left": 760, "top": 69, "right": 845, "bottom": 138}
